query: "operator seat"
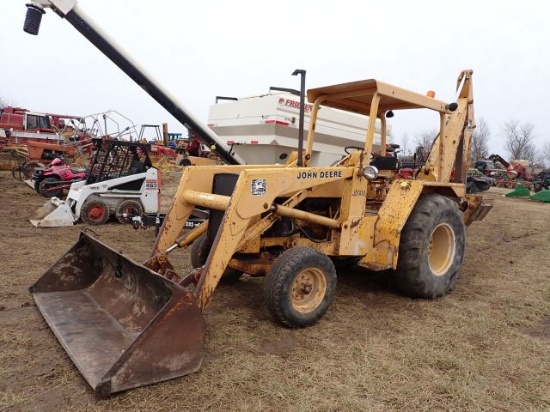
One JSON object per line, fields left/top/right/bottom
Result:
{"left": 370, "top": 155, "right": 399, "bottom": 171}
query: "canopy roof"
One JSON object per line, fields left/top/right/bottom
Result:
{"left": 307, "top": 79, "right": 450, "bottom": 116}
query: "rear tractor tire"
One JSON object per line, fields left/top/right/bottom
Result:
{"left": 190, "top": 233, "right": 243, "bottom": 284}
{"left": 396, "top": 194, "right": 465, "bottom": 298}
{"left": 264, "top": 247, "right": 337, "bottom": 328}
{"left": 81, "top": 198, "right": 110, "bottom": 225}
{"left": 115, "top": 199, "right": 143, "bottom": 224}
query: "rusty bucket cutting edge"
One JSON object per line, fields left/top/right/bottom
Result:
{"left": 29, "top": 231, "right": 206, "bottom": 396}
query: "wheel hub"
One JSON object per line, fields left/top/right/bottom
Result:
{"left": 291, "top": 268, "right": 327, "bottom": 313}
{"left": 88, "top": 205, "right": 105, "bottom": 221}
{"left": 428, "top": 223, "right": 456, "bottom": 276}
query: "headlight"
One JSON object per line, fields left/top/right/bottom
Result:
{"left": 362, "top": 166, "right": 379, "bottom": 180}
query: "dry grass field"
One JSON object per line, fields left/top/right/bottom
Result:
{"left": 0, "top": 170, "right": 549, "bottom": 412}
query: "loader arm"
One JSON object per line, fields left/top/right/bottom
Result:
{"left": 148, "top": 165, "right": 352, "bottom": 309}
{"left": 195, "top": 167, "right": 354, "bottom": 309}
{"left": 24, "top": 0, "right": 243, "bottom": 165}
{"left": 150, "top": 164, "right": 293, "bottom": 256}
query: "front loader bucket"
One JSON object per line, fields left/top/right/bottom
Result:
{"left": 30, "top": 197, "right": 76, "bottom": 227}
{"left": 29, "top": 232, "right": 206, "bottom": 396}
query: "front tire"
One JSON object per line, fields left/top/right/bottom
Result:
{"left": 264, "top": 247, "right": 337, "bottom": 328}
{"left": 81, "top": 198, "right": 110, "bottom": 225}
{"left": 396, "top": 194, "right": 465, "bottom": 298}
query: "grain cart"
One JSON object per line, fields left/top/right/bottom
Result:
{"left": 24, "top": 0, "right": 492, "bottom": 396}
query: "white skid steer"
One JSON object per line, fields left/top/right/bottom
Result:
{"left": 31, "top": 138, "right": 160, "bottom": 227}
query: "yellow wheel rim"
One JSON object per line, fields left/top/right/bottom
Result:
{"left": 428, "top": 223, "right": 456, "bottom": 276}
{"left": 290, "top": 268, "right": 327, "bottom": 313}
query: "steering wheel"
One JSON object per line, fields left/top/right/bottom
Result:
{"left": 345, "top": 146, "right": 376, "bottom": 160}
{"left": 344, "top": 146, "right": 364, "bottom": 154}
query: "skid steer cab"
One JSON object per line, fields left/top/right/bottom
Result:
{"left": 30, "top": 138, "right": 160, "bottom": 227}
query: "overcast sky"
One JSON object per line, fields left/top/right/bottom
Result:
{"left": 2, "top": 0, "right": 548, "bottom": 158}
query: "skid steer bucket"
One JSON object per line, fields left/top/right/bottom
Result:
{"left": 29, "top": 232, "right": 206, "bottom": 396}
{"left": 30, "top": 197, "right": 76, "bottom": 227}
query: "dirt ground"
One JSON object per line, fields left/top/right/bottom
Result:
{"left": 0, "top": 170, "right": 549, "bottom": 412}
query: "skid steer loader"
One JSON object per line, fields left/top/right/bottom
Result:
{"left": 31, "top": 138, "right": 160, "bottom": 227}
{"left": 24, "top": 0, "right": 493, "bottom": 396}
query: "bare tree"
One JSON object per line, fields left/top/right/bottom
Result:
{"left": 470, "top": 118, "right": 490, "bottom": 165}
{"left": 0, "top": 97, "right": 17, "bottom": 109}
{"left": 502, "top": 120, "right": 536, "bottom": 161}
{"left": 414, "top": 129, "right": 438, "bottom": 160}
{"left": 543, "top": 141, "right": 550, "bottom": 168}
{"left": 400, "top": 133, "right": 410, "bottom": 156}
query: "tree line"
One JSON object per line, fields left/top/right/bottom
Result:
{"left": 398, "top": 118, "right": 550, "bottom": 169}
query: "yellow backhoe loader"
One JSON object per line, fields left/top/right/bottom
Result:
{"left": 24, "top": 0, "right": 492, "bottom": 396}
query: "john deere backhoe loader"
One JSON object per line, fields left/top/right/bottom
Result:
{"left": 24, "top": 0, "right": 492, "bottom": 396}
